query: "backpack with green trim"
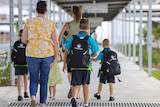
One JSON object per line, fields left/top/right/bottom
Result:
{"left": 68, "top": 35, "right": 90, "bottom": 69}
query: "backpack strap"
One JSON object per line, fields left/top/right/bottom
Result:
{"left": 84, "top": 35, "right": 89, "bottom": 40}
{"left": 72, "top": 35, "right": 79, "bottom": 40}
{"left": 103, "top": 49, "right": 110, "bottom": 62}
{"left": 72, "top": 35, "right": 89, "bottom": 40}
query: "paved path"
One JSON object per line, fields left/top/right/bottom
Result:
{"left": 0, "top": 51, "right": 160, "bottom": 107}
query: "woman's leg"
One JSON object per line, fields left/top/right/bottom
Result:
{"left": 26, "top": 57, "right": 40, "bottom": 101}
{"left": 39, "top": 56, "right": 54, "bottom": 106}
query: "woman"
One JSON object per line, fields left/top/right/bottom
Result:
{"left": 22, "top": 1, "right": 59, "bottom": 107}
{"left": 58, "top": 6, "right": 82, "bottom": 99}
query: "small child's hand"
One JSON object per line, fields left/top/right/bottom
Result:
{"left": 99, "top": 62, "right": 102, "bottom": 64}
{"left": 92, "top": 58, "right": 97, "bottom": 62}
{"left": 63, "top": 63, "right": 67, "bottom": 73}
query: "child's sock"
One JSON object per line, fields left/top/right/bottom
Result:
{"left": 84, "top": 104, "right": 88, "bottom": 106}
{"left": 97, "top": 93, "right": 100, "bottom": 96}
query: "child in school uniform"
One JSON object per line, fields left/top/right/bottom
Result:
{"left": 63, "top": 18, "right": 99, "bottom": 107}
{"left": 92, "top": 39, "right": 116, "bottom": 101}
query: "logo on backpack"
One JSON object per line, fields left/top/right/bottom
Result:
{"left": 11, "top": 40, "right": 27, "bottom": 65}
{"left": 101, "top": 50, "right": 121, "bottom": 76}
{"left": 68, "top": 35, "right": 90, "bottom": 68}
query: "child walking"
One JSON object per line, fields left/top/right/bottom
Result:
{"left": 63, "top": 18, "right": 99, "bottom": 107}
{"left": 48, "top": 52, "right": 62, "bottom": 100}
{"left": 92, "top": 39, "right": 116, "bottom": 101}
{"left": 11, "top": 29, "right": 29, "bottom": 101}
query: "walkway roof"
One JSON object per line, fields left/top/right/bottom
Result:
{"left": 54, "top": 0, "right": 131, "bottom": 32}
{"left": 54, "top": 0, "right": 131, "bottom": 21}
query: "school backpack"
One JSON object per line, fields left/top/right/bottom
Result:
{"left": 11, "top": 39, "right": 27, "bottom": 65}
{"left": 68, "top": 35, "right": 90, "bottom": 68}
{"left": 101, "top": 50, "right": 121, "bottom": 76}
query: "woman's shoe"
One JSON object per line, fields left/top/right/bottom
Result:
{"left": 30, "top": 100, "right": 36, "bottom": 107}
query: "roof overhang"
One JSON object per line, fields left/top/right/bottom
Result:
{"left": 53, "top": 0, "right": 131, "bottom": 33}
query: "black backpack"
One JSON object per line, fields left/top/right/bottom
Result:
{"left": 11, "top": 40, "right": 27, "bottom": 65}
{"left": 68, "top": 35, "right": 90, "bottom": 68}
{"left": 101, "top": 50, "right": 121, "bottom": 76}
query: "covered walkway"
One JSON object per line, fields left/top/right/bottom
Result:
{"left": 0, "top": 50, "right": 160, "bottom": 107}
{"left": 0, "top": 0, "right": 160, "bottom": 107}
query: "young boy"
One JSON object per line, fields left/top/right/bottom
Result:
{"left": 92, "top": 39, "right": 115, "bottom": 101}
{"left": 63, "top": 18, "right": 99, "bottom": 107}
{"left": 11, "top": 29, "right": 29, "bottom": 101}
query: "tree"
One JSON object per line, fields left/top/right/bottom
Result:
{"left": 137, "top": 25, "right": 148, "bottom": 48}
{"left": 152, "top": 24, "right": 160, "bottom": 48}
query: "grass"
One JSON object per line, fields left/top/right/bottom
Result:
{"left": 0, "top": 63, "right": 10, "bottom": 86}
{"left": 144, "top": 68, "right": 160, "bottom": 80}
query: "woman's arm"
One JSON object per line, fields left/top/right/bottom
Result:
{"left": 63, "top": 49, "right": 68, "bottom": 72}
{"left": 21, "top": 25, "right": 28, "bottom": 44}
{"left": 58, "top": 23, "right": 69, "bottom": 46}
{"left": 51, "top": 29, "right": 59, "bottom": 62}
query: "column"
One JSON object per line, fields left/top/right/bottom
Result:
{"left": 47, "top": 0, "right": 51, "bottom": 19}
{"left": 29, "top": 0, "right": 32, "bottom": 19}
{"left": 18, "top": 0, "right": 22, "bottom": 31}
{"left": 125, "top": 9, "right": 127, "bottom": 56}
{"left": 58, "top": 8, "right": 62, "bottom": 33}
{"left": 122, "top": 10, "right": 125, "bottom": 54}
{"left": 9, "top": 0, "right": 15, "bottom": 86}
{"left": 52, "top": 2, "right": 55, "bottom": 21}
{"left": 139, "top": 0, "right": 143, "bottom": 70}
{"left": 148, "top": 0, "right": 152, "bottom": 76}
{"left": 133, "top": 0, "right": 136, "bottom": 64}
{"left": 128, "top": 3, "right": 131, "bottom": 61}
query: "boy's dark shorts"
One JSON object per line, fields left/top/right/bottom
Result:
{"left": 67, "top": 66, "right": 71, "bottom": 73}
{"left": 99, "top": 74, "right": 115, "bottom": 84}
{"left": 15, "top": 66, "right": 28, "bottom": 75}
{"left": 71, "top": 70, "right": 90, "bottom": 85}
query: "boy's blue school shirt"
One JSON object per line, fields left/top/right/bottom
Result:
{"left": 65, "top": 31, "right": 100, "bottom": 55}
{"left": 97, "top": 48, "right": 110, "bottom": 62}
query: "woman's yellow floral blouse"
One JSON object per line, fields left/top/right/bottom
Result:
{"left": 26, "top": 17, "right": 56, "bottom": 58}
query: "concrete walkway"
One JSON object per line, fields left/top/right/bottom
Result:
{"left": 0, "top": 51, "right": 160, "bottom": 107}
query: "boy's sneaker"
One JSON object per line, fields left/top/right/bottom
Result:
{"left": 18, "top": 96, "right": 23, "bottom": 101}
{"left": 109, "top": 96, "right": 115, "bottom": 101}
{"left": 71, "top": 98, "right": 77, "bottom": 107}
{"left": 24, "top": 92, "right": 29, "bottom": 98}
{"left": 94, "top": 93, "right": 101, "bottom": 99}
